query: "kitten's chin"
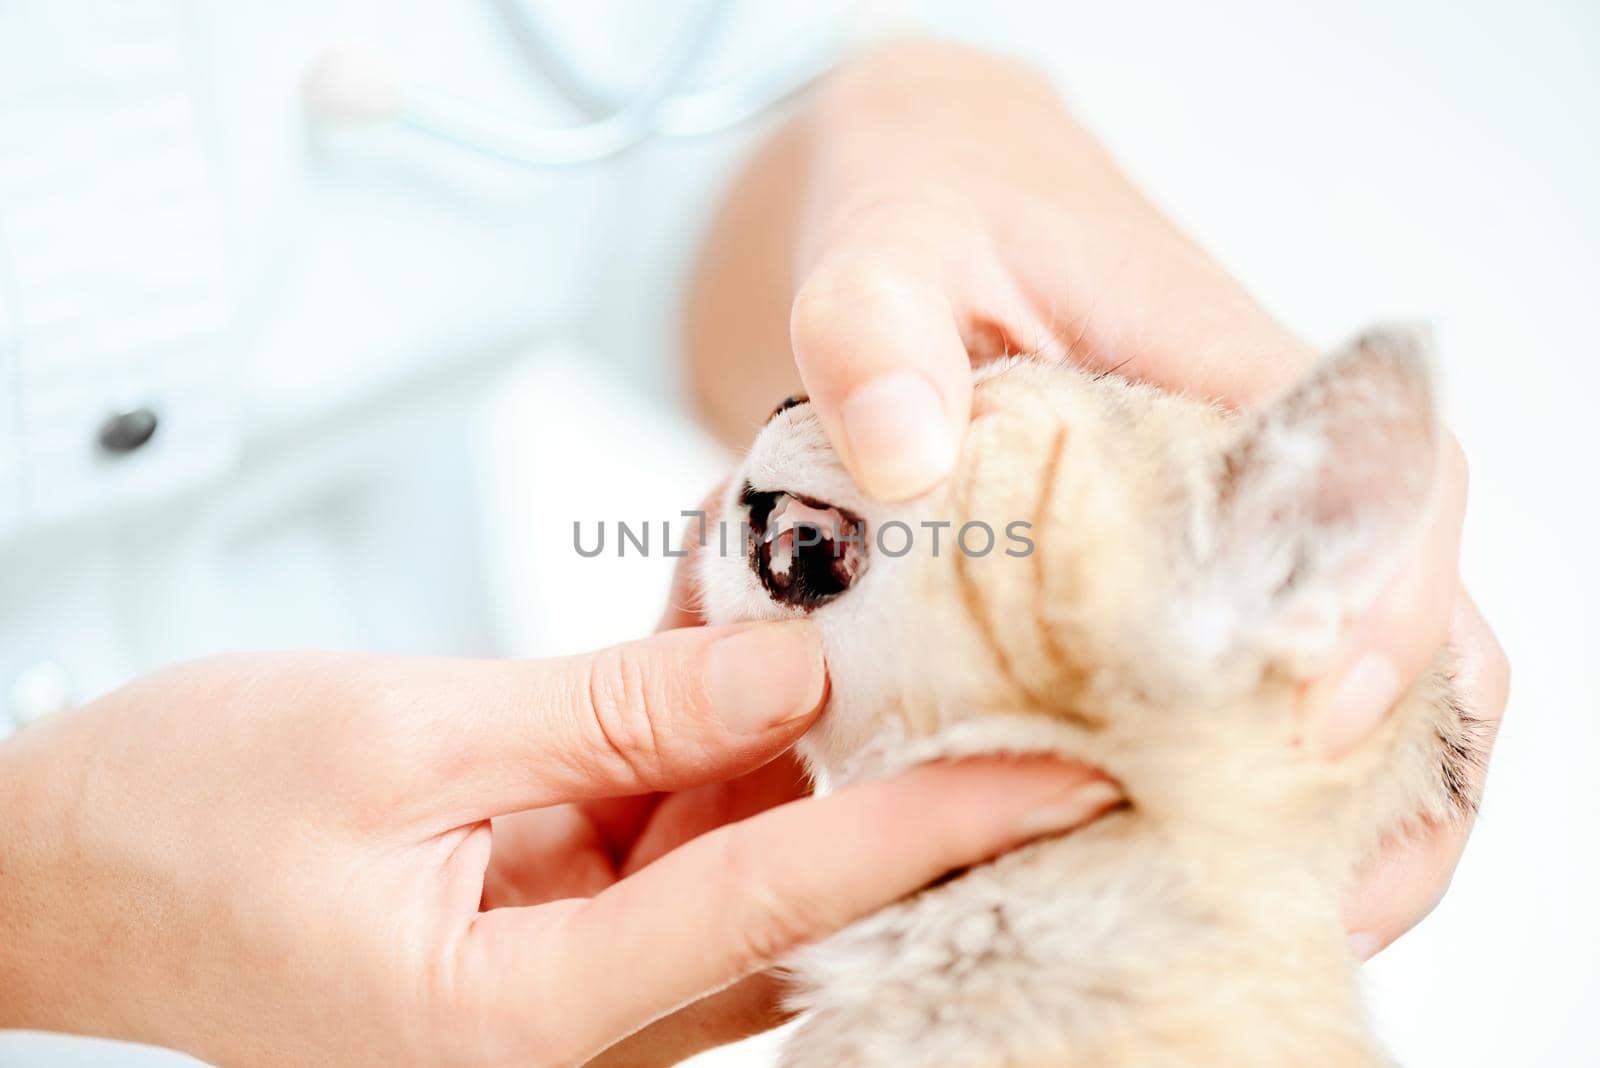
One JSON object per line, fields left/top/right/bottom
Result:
{"left": 802, "top": 712, "right": 1109, "bottom": 791}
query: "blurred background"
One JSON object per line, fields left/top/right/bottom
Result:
{"left": 0, "top": 0, "right": 1594, "bottom": 1064}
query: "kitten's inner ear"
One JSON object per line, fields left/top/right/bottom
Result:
{"left": 1202, "top": 326, "right": 1442, "bottom": 662}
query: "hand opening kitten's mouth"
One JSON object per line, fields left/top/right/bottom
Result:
{"left": 741, "top": 483, "right": 867, "bottom": 609}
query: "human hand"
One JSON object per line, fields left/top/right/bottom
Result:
{"left": 779, "top": 38, "right": 1508, "bottom": 958}
{"left": 0, "top": 629, "right": 1115, "bottom": 1066}
{"left": 787, "top": 38, "right": 1314, "bottom": 501}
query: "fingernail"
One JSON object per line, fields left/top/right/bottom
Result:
{"left": 840, "top": 372, "right": 958, "bottom": 500}
{"left": 705, "top": 622, "right": 827, "bottom": 734}
{"left": 1016, "top": 779, "right": 1123, "bottom": 838}
{"left": 1315, "top": 653, "right": 1404, "bottom": 759}
{"left": 1347, "top": 931, "right": 1383, "bottom": 961}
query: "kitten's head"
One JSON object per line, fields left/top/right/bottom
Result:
{"left": 698, "top": 328, "right": 1442, "bottom": 789}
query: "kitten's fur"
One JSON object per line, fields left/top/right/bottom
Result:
{"left": 697, "top": 328, "right": 1481, "bottom": 1067}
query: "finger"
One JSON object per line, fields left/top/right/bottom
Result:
{"left": 790, "top": 252, "right": 972, "bottom": 500}
{"left": 416, "top": 621, "right": 827, "bottom": 823}
{"left": 1346, "top": 588, "right": 1509, "bottom": 957}
{"left": 1306, "top": 435, "right": 1469, "bottom": 758}
{"left": 463, "top": 758, "right": 1121, "bottom": 1063}
{"left": 1345, "top": 820, "right": 1463, "bottom": 963}
{"left": 584, "top": 973, "right": 788, "bottom": 1068}
{"left": 997, "top": 207, "right": 1317, "bottom": 405}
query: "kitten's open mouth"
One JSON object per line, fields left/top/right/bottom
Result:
{"left": 741, "top": 484, "right": 867, "bottom": 609}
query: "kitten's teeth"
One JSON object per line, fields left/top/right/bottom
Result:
{"left": 768, "top": 494, "right": 795, "bottom": 534}
{"left": 767, "top": 493, "right": 844, "bottom": 544}
{"left": 770, "top": 531, "right": 795, "bottom": 576}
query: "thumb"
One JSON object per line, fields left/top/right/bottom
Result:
{"left": 791, "top": 254, "right": 973, "bottom": 500}
{"left": 1305, "top": 435, "right": 1469, "bottom": 757}
{"left": 461, "top": 757, "right": 1121, "bottom": 1064}
{"left": 418, "top": 621, "right": 827, "bottom": 824}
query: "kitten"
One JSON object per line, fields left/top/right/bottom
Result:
{"left": 696, "top": 327, "right": 1481, "bottom": 1067}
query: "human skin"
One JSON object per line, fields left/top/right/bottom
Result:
{"left": 0, "top": 633, "right": 1116, "bottom": 1066}
{"left": 684, "top": 26, "right": 1508, "bottom": 1010}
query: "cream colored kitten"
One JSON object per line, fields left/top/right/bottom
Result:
{"left": 697, "top": 327, "right": 1481, "bottom": 1067}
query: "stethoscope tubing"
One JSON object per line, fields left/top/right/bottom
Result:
{"left": 315, "top": 0, "right": 841, "bottom": 167}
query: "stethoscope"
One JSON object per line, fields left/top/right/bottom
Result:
{"left": 302, "top": 0, "right": 851, "bottom": 167}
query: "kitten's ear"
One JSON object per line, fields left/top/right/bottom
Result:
{"left": 1197, "top": 325, "right": 1442, "bottom": 665}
